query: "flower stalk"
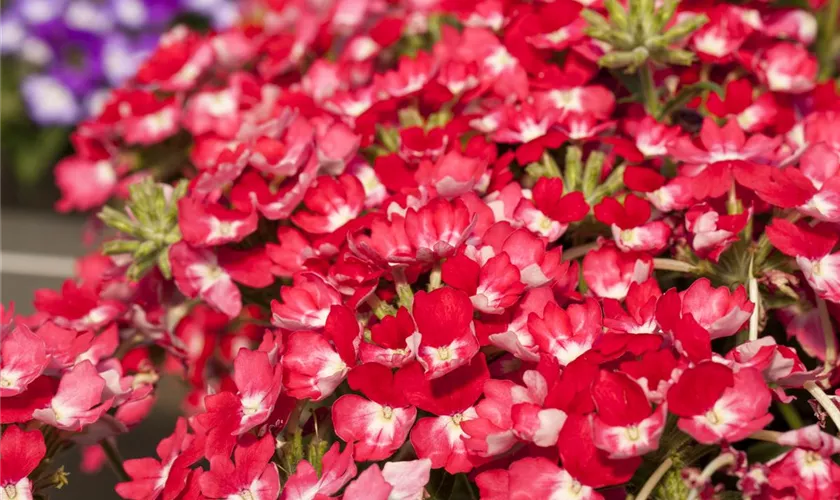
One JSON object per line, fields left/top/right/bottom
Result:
{"left": 635, "top": 458, "right": 673, "bottom": 500}
{"left": 101, "top": 440, "right": 130, "bottom": 483}
{"left": 817, "top": 297, "right": 838, "bottom": 381}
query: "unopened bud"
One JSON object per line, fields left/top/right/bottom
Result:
{"left": 660, "top": 48, "right": 697, "bottom": 66}
{"left": 427, "top": 109, "right": 452, "bottom": 129}
{"left": 590, "top": 165, "right": 627, "bottom": 204}
{"left": 654, "top": 0, "right": 679, "bottom": 30}
{"left": 565, "top": 146, "right": 583, "bottom": 191}
{"left": 398, "top": 108, "right": 424, "bottom": 128}
{"left": 581, "top": 9, "right": 611, "bottom": 32}
{"left": 582, "top": 151, "right": 606, "bottom": 197}
{"left": 598, "top": 50, "right": 640, "bottom": 69}
{"left": 604, "top": 0, "right": 628, "bottom": 31}
{"left": 376, "top": 125, "right": 400, "bottom": 152}
{"left": 102, "top": 240, "right": 140, "bottom": 256}
{"left": 660, "top": 14, "right": 708, "bottom": 45}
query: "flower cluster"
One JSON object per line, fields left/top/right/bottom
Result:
{"left": 0, "top": 0, "right": 239, "bottom": 125}
{"left": 6, "top": 0, "right": 840, "bottom": 498}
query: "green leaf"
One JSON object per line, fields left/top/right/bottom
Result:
{"left": 12, "top": 126, "right": 70, "bottom": 186}
{"left": 658, "top": 81, "right": 724, "bottom": 121}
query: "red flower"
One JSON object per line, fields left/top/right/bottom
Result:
{"left": 333, "top": 363, "right": 417, "bottom": 461}
{"left": 398, "top": 356, "right": 489, "bottom": 473}
{"left": 291, "top": 174, "right": 366, "bottom": 235}
{"left": 668, "top": 118, "right": 780, "bottom": 200}
{"left": 528, "top": 299, "right": 602, "bottom": 366}
{"left": 200, "top": 434, "right": 280, "bottom": 500}
{"left": 595, "top": 195, "right": 671, "bottom": 254}
{"left": 410, "top": 288, "right": 480, "bottom": 379}
{"left": 668, "top": 363, "right": 773, "bottom": 444}
{"left": 116, "top": 418, "right": 201, "bottom": 500}
{"left": 0, "top": 426, "right": 46, "bottom": 500}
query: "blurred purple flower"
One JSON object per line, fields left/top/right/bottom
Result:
{"left": 30, "top": 22, "right": 104, "bottom": 96}
{"left": 112, "top": 0, "right": 182, "bottom": 30}
{"left": 14, "top": 0, "right": 69, "bottom": 26}
{"left": 0, "top": 14, "right": 27, "bottom": 54}
{"left": 64, "top": 0, "right": 117, "bottom": 33}
{"left": 21, "top": 74, "right": 81, "bottom": 125}
{"left": 3, "top": 0, "right": 240, "bottom": 125}
{"left": 102, "top": 33, "right": 158, "bottom": 85}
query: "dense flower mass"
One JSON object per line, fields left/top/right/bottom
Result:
{"left": 7, "top": 0, "right": 840, "bottom": 498}
{"left": 0, "top": 0, "right": 239, "bottom": 125}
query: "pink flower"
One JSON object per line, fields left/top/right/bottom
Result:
{"left": 170, "top": 242, "right": 274, "bottom": 319}
{"left": 755, "top": 42, "right": 817, "bottom": 94}
{"left": 270, "top": 272, "right": 343, "bottom": 331}
{"left": 54, "top": 155, "right": 119, "bottom": 213}
{"left": 32, "top": 361, "right": 113, "bottom": 431}
{"left": 416, "top": 150, "right": 488, "bottom": 198}
{"left": 281, "top": 442, "right": 357, "bottom": 500}
{"left": 582, "top": 244, "right": 652, "bottom": 300}
{"left": 0, "top": 325, "right": 47, "bottom": 397}
{"left": 178, "top": 198, "right": 258, "bottom": 247}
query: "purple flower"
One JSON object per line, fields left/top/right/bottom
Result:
{"left": 29, "top": 21, "right": 104, "bottom": 96}
{"left": 0, "top": 14, "right": 27, "bottom": 54}
{"left": 21, "top": 74, "right": 81, "bottom": 125}
{"left": 111, "top": 0, "right": 182, "bottom": 30}
{"left": 4, "top": 0, "right": 240, "bottom": 125}
{"left": 64, "top": 0, "right": 117, "bottom": 34}
{"left": 14, "top": 0, "right": 68, "bottom": 26}
{"left": 102, "top": 33, "right": 158, "bottom": 85}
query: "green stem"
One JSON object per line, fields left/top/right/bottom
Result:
{"left": 366, "top": 295, "right": 397, "bottom": 319}
{"left": 819, "top": 0, "right": 840, "bottom": 80}
{"left": 749, "top": 429, "right": 782, "bottom": 443}
{"left": 393, "top": 268, "right": 414, "bottom": 309}
{"left": 653, "top": 258, "right": 697, "bottom": 274}
{"left": 286, "top": 400, "right": 308, "bottom": 437}
{"left": 541, "top": 151, "right": 562, "bottom": 178}
{"left": 818, "top": 297, "right": 838, "bottom": 382}
{"left": 640, "top": 63, "right": 660, "bottom": 117}
{"left": 101, "top": 440, "right": 129, "bottom": 483}
{"left": 459, "top": 473, "right": 478, "bottom": 500}
{"left": 562, "top": 242, "right": 599, "bottom": 261}
{"left": 776, "top": 401, "right": 804, "bottom": 430}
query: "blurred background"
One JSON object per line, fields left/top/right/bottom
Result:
{"left": 0, "top": 0, "right": 242, "bottom": 497}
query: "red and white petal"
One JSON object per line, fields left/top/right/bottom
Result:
{"left": 332, "top": 395, "right": 417, "bottom": 461}
{"left": 592, "top": 404, "right": 667, "bottom": 459}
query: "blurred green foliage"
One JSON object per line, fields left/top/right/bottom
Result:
{"left": 1, "top": 57, "right": 73, "bottom": 187}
